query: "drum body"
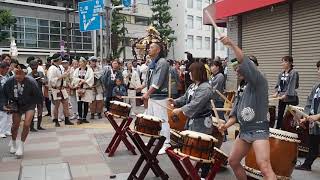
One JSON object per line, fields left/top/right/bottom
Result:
{"left": 245, "top": 128, "right": 299, "bottom": 178}
{"left": 268, "top": 105, "right": 276, "bottom": 128}
{"left": 134, "top": 114, "right": 163, "bottom": 136}
{"left": 170, "top": 129, "right": 182, "bottom": 148}
{"left": 167, "top": 107, "right": 187, "bottom": 131}
{"left": 212, "top": 147, "right": 228, "bottom": 165}
{"left": 212, "top": 117, "right": 224, "bottom": 149}
{"left": 109, "top": 101, "right": 131, "bottom": 118}
{"left": 178, "top": 130, "right": 217, "bottom": 162}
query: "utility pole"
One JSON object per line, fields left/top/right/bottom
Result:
{"left": 105, "top": 0, "right": 111, "bottom": 62}
{"left": 65, "top": 2, "right": 71, "bottom": 55}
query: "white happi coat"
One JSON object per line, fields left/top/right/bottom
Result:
{"left": 72, "top": 65, "right": 94, "bottom": 103}
{"left": 47, "top": 64, "right": 69, "bottom": 100}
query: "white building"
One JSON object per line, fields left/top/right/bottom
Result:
{"left": 168, "top": 0, "right": 228, "bottom": 60}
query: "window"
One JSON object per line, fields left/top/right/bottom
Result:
{"left": 196, "top": 36, "right": 202, "bottom": 49}
{"left": 196, "top": 0, "right": 202, "bottom": 10}
{"left": 196, "top": 16, "right": 202, "bottom": 30}
{"left": 187, "top": 35, "right": 194, "bottom": 49}
{"left": 135, "top": 16, "right": 149, "bottom": 26}
{"left": 204, "top": 0, "right": 211, "bottom": 7}
{"left": 187, "top": 0, "right": 193, "bottom": 8}
{"left": 137, "top": 0, "right": 150, "bottom": 5}
{"left": 204, "top": 25, "right": 210, "bottom": 31}
{"left": 204, "top": 37, "right": 210, "bottom": 49}
{"left": 187, "top": 15, "right": 194, "bottom": 29}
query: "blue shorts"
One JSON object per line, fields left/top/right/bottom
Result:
{"left": 239, "top": 130, "right": 269, "bottom": 143}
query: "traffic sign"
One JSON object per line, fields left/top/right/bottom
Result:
{"left": 79, "top": 0, "right": 105, "bottom": 32}
{"left": 122, "top": 0, "right": 132, "bottom": 8}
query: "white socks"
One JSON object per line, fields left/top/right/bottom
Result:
{"left": 9, "top": 140, "right": 17, "bottom": 154}
{"left": 15, "top": 141, "right": 24, "bottom": 157}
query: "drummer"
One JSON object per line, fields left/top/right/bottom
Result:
{"left": 169, "top": 61, "right": 214, "bottom": 178}
{"left": 218, "top": 36, "right": 276, "bottom": 180}
{"left": 295, "top": 60, "right": 320, "bottom": 171}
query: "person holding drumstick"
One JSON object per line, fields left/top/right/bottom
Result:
{"left": 295, "top": 60, "right": 320, "bottom": 171}
{"left": 169, "top": 61, "right": 214, "bottom": 178}
{"left": 218, "top": 36, "right": 276, "bottom": 180}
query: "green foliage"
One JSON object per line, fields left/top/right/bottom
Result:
{"left": 110, "top": 0, "right": 128, "bottom": 58}
{"left": 150, "top": 0, "right": 175, "bottom": 46}
{"left": 0, "top": 9, "right": 16, "bottom": 42}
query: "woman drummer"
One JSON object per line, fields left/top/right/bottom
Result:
{"left": 295, "top": 60, "right": 320, "bottom": 171}
{"left": 169, "top": 61, "right": 214, "bottom": 178}
{"left": 273, "top": 56, "right": 299, "bottom": 129}
{"left": 218, "top": 36, "right": 276, "bottom": 180}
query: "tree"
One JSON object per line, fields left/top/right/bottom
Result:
{"left": 110, "top": 0, "right": 128, "bottom": 59}
{"left": 0, "top": 9, "right": 16, "bottom": 42}
{"left": 150, "top": 0, "right": 175, "bottom": 46}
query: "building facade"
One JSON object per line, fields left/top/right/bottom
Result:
{"left": 168, "top": 0, "right": 228, "bottom": 60}
{"left": 0, "top": 0, "right": 94, "bottom": 63}
{"left": 218, "top": 0, "right": 320, "bottom": 106}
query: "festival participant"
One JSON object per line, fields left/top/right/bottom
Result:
{"left": 295, "top": 60, "right": 320, "bottom": 171}
{"left": 218, "top": 36, "right": 276, "bottom": 180}
{"left": 47, "top": 53, "right": 74, "bottom": 127}
{"left": 3, "top": 64, "right": 42, "bottom": 157}
{"left": 169, "top": 61, "right": 214, "bottom": 178}
{"left": 273, "top": 56, "right": 299, "bottom": 129}
{"left": 140, "top": 42, "right": 170, "bottom": 155}
{"left": 28, "top": 60, "right": 46, "bottom": 131}
{"left": 89, "top": 56, "right": 104, "bottom": 119}
{"left": 72, "top": 57, "right": 94, "bottom": 124}
{"left": 123, "top": 61, "right": 141, "bottom": 114}
{"left": 209, "top": 60, "right": 225, "bottom": 120}
{"left": 0, "top": 62, "right": 11, "bottom": 138}
{"left": 102, "top": 59, "right": 123, "bottom": 110}
{"left": 69, "top": 59, "right": 79, "bottom": 120}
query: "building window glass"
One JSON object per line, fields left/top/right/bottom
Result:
{"left": 205, "top": 37, "right": 210, "bottom": 49}
{"left": 137, "top": 0, "right": 150, "bottom": 5}
{"left": 196, "top": 36, "right": 202, "bottom": 49}
{"left": 187, "top": 35, "right": 194, "bottom": 49}
{"left": 187, "top": 0, "right": 193, "bottom": 8}
{"left": 135, "top": 16, "right": 149, "bottom": 26}
{"left": 187, "top": 15, "right": 194, "bottom": 29}
{"left": 196, "top": 16, "right": 202, "bottom": 30}
{"left": 196, "top": 0, "right": 202, "bottom": 10}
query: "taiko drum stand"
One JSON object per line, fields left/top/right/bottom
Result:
{"left": 127, "top": 129, "right": 169, "bottom": 180}
{"left": 166, "top": 147, "right": 224, "bottom": 180}
{"left": 104, "top": 112, "right": 137, "bottom": 157}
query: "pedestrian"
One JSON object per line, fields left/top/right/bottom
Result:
{"left": 273, "top": 56, "right": 299, "bottom": 129}
{"left": 295, "top": 60, "right": 320, "bottom": 171}
{"left": 218, "top": 36, "right": 276, "bottom": 180}
{"left": 72, "top": 57, "right": 94, "bottom": 124}
{"left": 3, "top": 64, "right": 43, "bottom": 157}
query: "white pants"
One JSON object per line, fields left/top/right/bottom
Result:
{"left": 0, "top": 111, "right": 12, "bottom": 134}
{"left": 125, "top": 90, "right": 137, "bottom": 114}
{"left": 51, "top": 102, "right": 64, "bottom": 120}
{"left": 69, "top": 95, "right": 78, "bottom": 115}
{"left": 145, "top": 98, "right": 170, "bottom": 143}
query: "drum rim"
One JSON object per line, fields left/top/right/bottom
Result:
{"left": 173, "top": 149, "right": 214, "bottom": 163}
{"left": 180, "top": 130, "right": 218, "bottom": 142}
{"left": 110, "top": 100, "right": 132, "bottom": 108}
{"left": 213, "top": 147, "right": 228, "bottom": 157}
{"left": 132, "top": 130, "right": 162, "bottom": 138}
{"left": 243, "top": 165, "right": 291, "bottom": 180}
{"left": 107, "top": 112, "right": 128, "bottom": 119}
{"left": 170, "top": 129, "right": 181, "bottom": 138}
{"left": 136, "top": 114, "right": 164, "bottom": 123}
{"left": 269, "top": 128, "right": 299, "bottom": 139}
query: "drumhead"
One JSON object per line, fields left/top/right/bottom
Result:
{"left": 110, "top": 101, "right": 131, "bottom": 108}
{"left": 212, "top": 117, "right": 225, "bottom": 126}
{"left": 180, "top": 130, "right": 218, "bottom": 142}
{"left": 269, "top": 128, "right": 298, "bottom": 139}
{"left": 244, "top": 166, "right": 291, "bottom": 180}
{"left": 136, "top": 114, "right": 164, "bottom": 122}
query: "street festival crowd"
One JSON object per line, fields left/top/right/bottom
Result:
{"left": 0, "top": 35, "right": 320, "bottom": 179}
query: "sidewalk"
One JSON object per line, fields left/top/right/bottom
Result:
{"left": 0, "top": 118, "right": 113, "bottom": 180}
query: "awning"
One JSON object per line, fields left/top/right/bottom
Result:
{"left": 215, "top": 0, "right": 287, "bottom": 19}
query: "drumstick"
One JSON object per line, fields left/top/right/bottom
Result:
{"left": 211, "top": 100, "right": 220, "bottom": 120}
{"left": 204, "top": 9, "right": 223, "bottom": 38}
{"left": 168, "top": 72, "right": 172, "bottom": 98}
{"left": 149, "top": 99, "right": 173, "bottom": 111}
{"left": 288, "top": 105, "right": 309, "bottom": 118}
{"left": 216, "top": 90, "right": 232, "bottom": 104}
{"left": 269, "top": 97, "right": 282, "bottom": 101}
{"left": 121, "top": 96, "right": 143, "bottom": 99}
{"left": 216, "top": 108, "right": 232, "bottom": 111}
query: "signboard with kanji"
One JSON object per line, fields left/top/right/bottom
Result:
{"left": 79, "top": 0, "right": 104, "bottom": 32}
